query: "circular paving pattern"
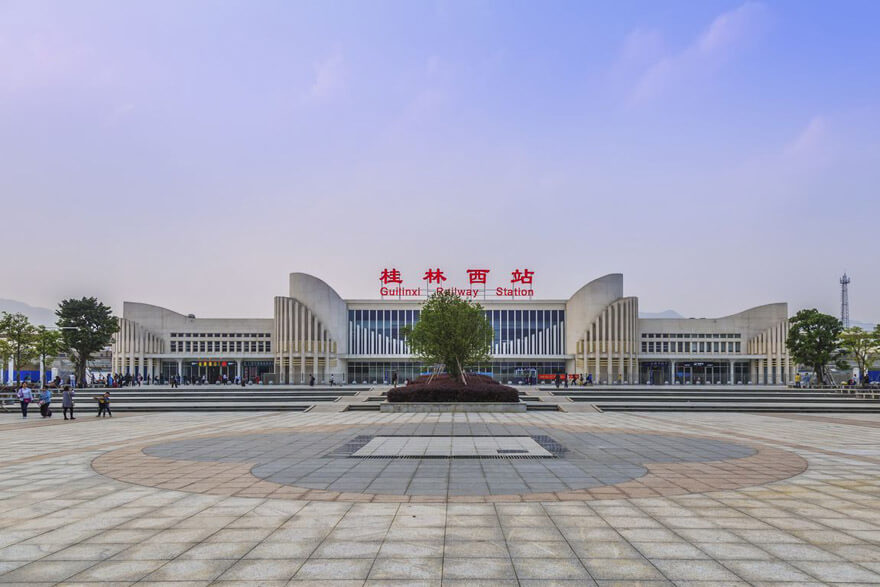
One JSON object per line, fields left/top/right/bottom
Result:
{"left": 92, "top": 422, "right": 808, "bottom": 502}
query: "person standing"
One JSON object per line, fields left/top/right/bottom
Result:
{"left": 392, "top": 371, "right": 398, "bottom": 388}
{"left": 17, "top": 383, "right": 33, "bottom": 419}
{"left": 99, "top": 391, "right": 112, "bottom": 417}
{"left": 62, "top": 385, "right": 76, "bottom": 420}
{"left": 309, "top": 374, "right": 315, "bottom": 387}
{"left": 554, "top": 373, "right": 561, "bottom": 389}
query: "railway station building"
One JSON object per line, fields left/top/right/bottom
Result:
{"left": 112, "top": 272, "right": 794, "bottom": 385}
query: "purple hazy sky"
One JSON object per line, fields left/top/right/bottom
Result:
{"left": 2, "top": 1, "right": 878, "bottom": 321}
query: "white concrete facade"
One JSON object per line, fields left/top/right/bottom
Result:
{"left": 111, "top": 272, "right": 795, "bottom": 385}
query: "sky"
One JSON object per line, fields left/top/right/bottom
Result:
{"left": 1, "top": 0, "right": 879, "bottom": 321}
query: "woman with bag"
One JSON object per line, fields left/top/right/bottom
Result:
{"left": 62, "top": 385, "right": 75, "bottom": 420}
{"left": 17, "top": 382, "right": 33, "bottom": 419}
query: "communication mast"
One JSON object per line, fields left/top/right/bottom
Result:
{"left": 840, "top": 273, "right": 851, "bottom": 328}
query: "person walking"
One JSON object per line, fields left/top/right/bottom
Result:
{"left": 62, "top": 385, "right": 76, "bottom": 420}
{"left": 17, "top": 383, "right": 33, "bottom": 419}
{"left": 39, "top": 387, "right": 53, "bottom": 418}
{"left": 554, "top": 373, "right": 561, "bottom": 389}
{"left": 392, "top": 371, "right": 398, "bottom": 388}
{"left": 309, "top": 375, "right": 315, "bottom": 387}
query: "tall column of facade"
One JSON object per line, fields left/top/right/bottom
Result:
{"left": 775, "top": 323, "right": 783, "bottom": 384}
{"left": 288, "top": 300, "right": 294, "bottom": 383}
{"left": 281, "top": 298, "right": 288, "bottom": 384}
{"left": 311, "top": 314, "right": 318, "bottom": 382}
{"left": 729, "top": 359, "right": 736, "bottom": 384}
{"left": 616, "top": 303, "right": 623, "bottom": 383}
{"left": 670, "top": 360, "right": 676, "bottom": 384}
{"left": 324, "top": 328, "right": 330, "bottom": 382}
{"left": 582, "top": 329, "right": 588, "bottom": 378}
{"left": 592, "top": 321, "right": 599, "bottom": 383}
{"left": 127, "top": 322, "right": 136, "bottom": 376}
{"left": 177, "top": 359, "right": 183, "bottom": 379}
{"left": 758, "top": 358, "right": 765, "bottom": 384}
{"left": 602, "top": 308, "right": 610, "bottom": 383}
{"left": 299, "top": 302, "right": 306, "bottom": 384}
{"left": 620, "top": 300, "right": 629, "bottom": 383}
{"left": 275, "top": 298, "right": 282, "bottom": 383}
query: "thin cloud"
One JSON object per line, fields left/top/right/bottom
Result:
{"left": 307, "top": 53, "right": 345, "bottom": 100}
{"left": 785, "top": 116, "right": 828, "bottom": 156}
{"left": 628, "top": 2, "right": 768, "bottom": 104}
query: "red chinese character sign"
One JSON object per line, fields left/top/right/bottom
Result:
{"left": 379, "top": 268, "right": 402, "bottom": 284}
{"left": 422, "top": 268, "right": 447, "bottom": 284}
{"left": 510, "top": 268, "right": 534, "bottom": 284}
{"left": 379, "top": 267, "right": 534, "bottom": 298}
{"left": 466, "top": 269, "right": 490, "bottom": 285}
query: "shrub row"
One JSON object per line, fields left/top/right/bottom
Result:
{"left": 387, "top": 373, "right": 519, "bottom": 403}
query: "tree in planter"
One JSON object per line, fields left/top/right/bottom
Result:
{"left": 56, "top": 298, "right": 119, "bottom": 386}
{"left": 402, "top": 290, "right": 494, "bottom": 384}
{"left": 34, "top": 326, "right": 64, "bottom": 388}
{"left": 0, "top": 312, "right": 38, "bottom": 383}
{"left": 786, "top": 309, "right": 845, "bottom": 385}
{"left": 838, "top": 326, "right": 880, "bottom": 386}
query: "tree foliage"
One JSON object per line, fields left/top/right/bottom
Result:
{"left": 787, "top": 308, "right": 844, "bottom": 385}
{"left": 56, "top": 297, "right": 119, "bottom": 385}
{"left": 402, "top": 291, "right": 494, "bottom": 383}
{"left": 0, "top": 312, "right": 38, "bottom": 382}
{"left": 34, "top": 326, "right": 64, "bottom": 369}
{"left": 838, "top": 326, "right": 880, "bottom": 385}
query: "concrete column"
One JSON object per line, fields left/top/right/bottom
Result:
{"left": 39, "top": 357, "right": 45, "bottom": 388}
{"left": 603, "top": 309, "right": 610, "bottom": 383}
{"left": 670, "top": 360, "right": 675, "bottom": 385}
{"left": 775, "top": 323, "right": 783, "bottom": 384}
{"left": 730, "top": 360, "right": 736, "bottom": 384}
{"left": 593, "top": 322, "right": 600, "bottom": 383}
{"left": 758, "top": 358, "right": 765, "bottom": 384}
{"left": 128, "top": 324, "right": 136, "bottom": 376}
{"left": 629, "top": 300, "right": 636, "bottom": 383}
{"left": 324, "top": 328, "right": 330, "bottom": 383}
{"left": 7, "top": 358, "right": 13, "bottom": 384}
{"left": 147, "top": 357, "right": 153, "bottom": 381}
{"left": 177, "top": 359, "right": 183, "bottom": 379}
{"left": 287, "top": 300, "right": 294, "bottom": 385}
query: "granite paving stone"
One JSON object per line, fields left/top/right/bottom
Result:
{"left": 2, "top": 409, "right": 880, "bottom": 585}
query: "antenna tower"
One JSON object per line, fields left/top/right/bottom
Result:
{"left": 840, "top": 273, "right": 851, "bottom": 328}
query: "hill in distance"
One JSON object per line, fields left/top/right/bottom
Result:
{"left": 0, "top": 299, "right": 57, "bottom": 327}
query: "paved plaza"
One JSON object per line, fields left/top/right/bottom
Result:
{"left": 2, "top": 408, "right": 880, "bottom": 585}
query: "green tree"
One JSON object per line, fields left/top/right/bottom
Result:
{"left": 34, "top": 326, "right": 64, "bottom": 387}
{"left": 838, "top": 326, "right": 880, "bottom": 386}
{"left": 0, "top": 312, "right": 39, "bottom": 383}
{"left": 787, "top": 309, "right": 844, "bottom": 385}
{"left": 56, "top": 297, "right": 119, "bottom": 385}
{"left": 402, "top": 290, "right": 494, "bottom": 383}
